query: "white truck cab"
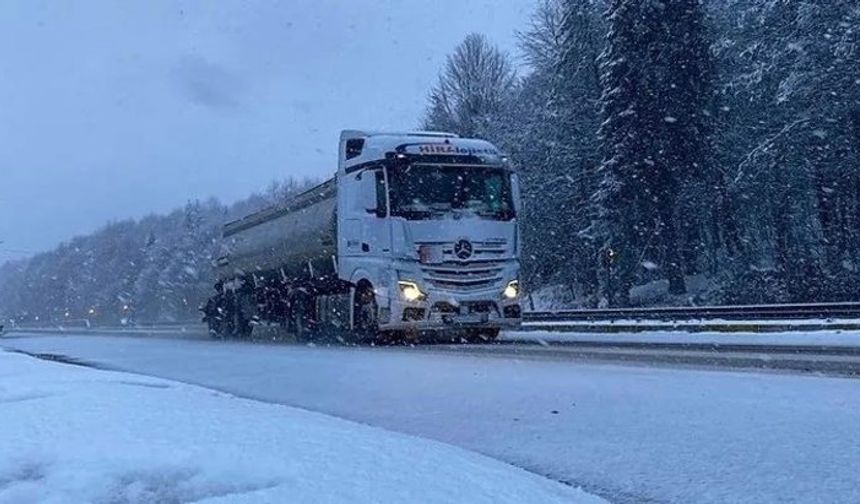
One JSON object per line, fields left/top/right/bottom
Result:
{"left": 336, "top": 130, "right": 522, "bottom": 335}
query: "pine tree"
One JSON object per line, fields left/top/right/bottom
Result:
{"left": 594, "top": 0, "right": 714, "bottom": 305}
{"left": 650, "top": 0, "right": 716, "bottom": 295}
{"left": 594, "top": 0, "right": 651, "bottom": 306}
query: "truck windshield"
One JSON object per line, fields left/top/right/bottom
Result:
{"left": 388, "top": 164, "right": 515, "bottom": 221}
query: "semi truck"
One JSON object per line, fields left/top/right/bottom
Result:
{"left": 203, "top": 130, "right": 522, "bottom": 342}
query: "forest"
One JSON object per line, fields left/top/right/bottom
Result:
{"left": 1, "top": 0, "right": 858, "bottom": 323}
{"left": 424, "top": 0, "right": 860, "bottom": 308}
{"left": 0, "top": 181, "right": 308, "bottom": 323}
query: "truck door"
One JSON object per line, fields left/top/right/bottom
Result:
{"left": 361, "top": 168, "right": 391, "bottom": 257}
{"left": 344, "top": 168, "right": 390, "bottom": 257}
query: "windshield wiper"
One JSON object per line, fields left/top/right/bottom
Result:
{"left": 429, "top": 203, "right": 452, "bottom": 213}
{"left": 395, "top": 208, "right": 433, "bottom": 219}
{"left": 477, "top": 209, "right": 515, "bottom": 220}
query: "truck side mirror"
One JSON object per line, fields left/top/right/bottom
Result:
{"left": 510, "top": 172, "right": 523, "bottom": 214}
{"left": 345, "top": 138, "right": 364, "bottom": 160}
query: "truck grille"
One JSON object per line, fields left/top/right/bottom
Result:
{"left": 416, "top": 240, "right": 508, "bottom": 291}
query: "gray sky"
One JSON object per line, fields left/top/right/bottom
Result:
{"left": 0, "top": 0, "right": 533, "bottom": 262}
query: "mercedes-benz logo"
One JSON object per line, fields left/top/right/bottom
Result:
{"left": 453, "top": 239, "right": 473, "bottom": 260}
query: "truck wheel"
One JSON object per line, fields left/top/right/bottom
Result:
{"left": 291, "top": 295, "right": 313, "bottom": 343}
{"left": 353, "top": 285, "right": 379, "bottom": 343}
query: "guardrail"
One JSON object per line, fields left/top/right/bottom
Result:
{"left": 523, "top": 302, "right": 860, "bottom": 322}
{"left": 4, "top": 320, "right": 203, "bottom": 331}
{"left": 6, "top": 302, "right": 860, "bottom": 334}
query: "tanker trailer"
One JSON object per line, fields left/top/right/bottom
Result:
{"left": 204, "top": 178, "right": 339, "bottom": 340}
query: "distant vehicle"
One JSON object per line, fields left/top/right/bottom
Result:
{"left": 203, "top": 130, "right": 522, "bottom": 342}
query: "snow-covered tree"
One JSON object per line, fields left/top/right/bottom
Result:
{"left": 422, "top": 33, "right": 517, "bottom": 137}
{"left": 592, "top": 0, "right": 715, "bottom": 305}
{"left": 0, "top": 179, "right": 313, "bottom": 324}
{"left": 512, "top": 0, "right": 604, "bottom": 299}
{"left": 712, "top": 0, "right": 860, "bottom": 302}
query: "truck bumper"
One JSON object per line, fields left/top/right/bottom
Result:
{"left": 379, "top": 291, "right": 522, "bottom": 332}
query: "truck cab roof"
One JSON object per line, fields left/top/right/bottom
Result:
{"left": 338, "top": 130, "right": 507, "bottom": 174}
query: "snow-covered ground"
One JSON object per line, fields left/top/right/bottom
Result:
{"left": 0, "top": 349, "right": 602, "bottom": 504}
{"left": 506, "top": 328, "right": 860, "bottom": 347}
{"left": 3, "top": 333, "right": 860, "bottom": 504}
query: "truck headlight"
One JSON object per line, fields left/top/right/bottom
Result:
{"left": 503, "top": 280, "right": 520, "bottom": 299}
{"left": 398, "top": 281, "right": 426, "bottom": 302}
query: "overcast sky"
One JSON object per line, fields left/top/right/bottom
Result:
{"left": 0, "top": 0, "right": 533, "bottom": 262}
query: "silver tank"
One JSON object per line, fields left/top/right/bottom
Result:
{"left": 216, "top": 179, "right": 337, "bottom": 281}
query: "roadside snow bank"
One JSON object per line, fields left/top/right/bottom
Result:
{"left": 505, "top": 329, "right": 860, "bottom": 348}
{"left": 0, "top": 350, "right": 603, "bottom": 504}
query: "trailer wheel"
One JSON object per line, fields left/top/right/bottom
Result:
{"left": 207, "top": 315, "right": 224, "bottom": 339}
{"left": 218, "top": 289, "right": 252, "bottom": 339}
{"left": 221, "top": 291, "right": 237, "bottom": 337}
{"left": 232, "top": 291, "right": 254, "bottom": 338}
{"left": 353, "top": 283, "right": 379, "bottom": 342}
{"left": 203, "top": 296, "right": 225, "bottom": 339}
{"left": 234, "top": 311, "right": 253, "bottom": 338}
{"left": 291, "top": 294, "right": 313, "bottom": 343}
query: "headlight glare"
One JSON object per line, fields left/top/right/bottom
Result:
{"left": 398, "top": 281, "right": 426, "bottom": 302}
{"left": 503, "top": 280, "right": 520, "bottom": 299}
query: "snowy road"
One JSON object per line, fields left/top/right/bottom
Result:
{"left": 1, "top": 350, "right": 601, "bottom": 504}
{"left": 3, "top": 332, "right": 860, "bottom": 503}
